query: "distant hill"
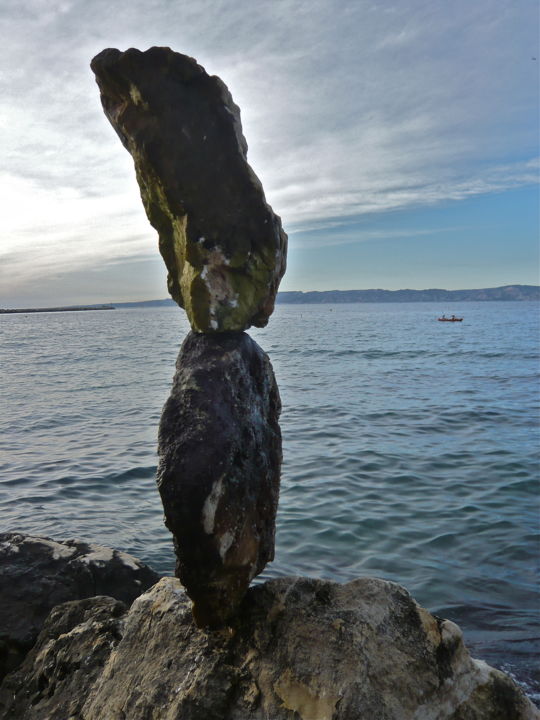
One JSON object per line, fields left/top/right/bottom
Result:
{"left": 275, "top": 285, "right": 540, "bottom": 303}
{"left": 4, "top": 286, "right": 537, "bottom": 313}
{"left": 111, "top": 285, "right": 539, "bottom": 308}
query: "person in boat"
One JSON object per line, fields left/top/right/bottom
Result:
{"left": 441, "top": 314, "right": 446, "bottom": 319}
{"left": 451, "top": 314, "right": 456, "bottom": 320}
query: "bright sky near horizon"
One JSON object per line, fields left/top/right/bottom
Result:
{"left": 1, "top": 0, "right": 539, "bottom": 306}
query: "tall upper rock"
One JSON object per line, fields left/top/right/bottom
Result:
{"left": 91, "top": 47, "right": 287, "bottom": 332}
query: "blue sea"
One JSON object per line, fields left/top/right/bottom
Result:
{"left": 1, "top": 302, "right": 539, "bottom": 699}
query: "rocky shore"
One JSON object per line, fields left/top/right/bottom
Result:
{"left": 0, "top": 533, "right": 538, "bottom": 719}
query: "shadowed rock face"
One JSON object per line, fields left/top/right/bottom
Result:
{"left": 157, "top": 331, "right": 281, "bottom": 627}
{"left": 0, "top": 533, "right": 160, "bottom": 681}
{"left": 90, "top": 46, "right": 287, "bottom": 332}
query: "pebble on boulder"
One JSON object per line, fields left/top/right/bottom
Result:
{"left": 90, "top": 46, "right": 287, "bottom": 333}
{"left": 157, "top": 331, "right": 282, "bottom": 627}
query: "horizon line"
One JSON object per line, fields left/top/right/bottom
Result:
{"left": 2, "top": 284, "right": 538, "bottom": 311}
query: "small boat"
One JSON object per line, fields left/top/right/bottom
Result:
{"left": 438, "top": 315, "right": 463, "bottom": 322}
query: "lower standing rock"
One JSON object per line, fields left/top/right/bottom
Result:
{"left": 157, "top": 331, "right": 282, "bottom": 627}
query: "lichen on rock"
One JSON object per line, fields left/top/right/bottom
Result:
{"left": 90, "top": 46, "right": 287, "bottom": 332}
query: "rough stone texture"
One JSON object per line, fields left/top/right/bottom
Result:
{"left": 1, "top": 576, "right": 537, "bottom": 720}
{"left": 0, "top": 532, "right": 160, "bottom": 680}
{"left": 157, "top": 331, "right": 281, "bottom": 627}
{"left": 90, "top": 46, "right": 287, "bottom": 332}
{"left": 0, "top": 596, "right": 126, "bottom": 720}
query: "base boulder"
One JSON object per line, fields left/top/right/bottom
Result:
{"left": 1, "top": 576, "right": 537, "bottom": 719}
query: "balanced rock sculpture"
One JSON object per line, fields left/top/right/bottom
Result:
{"left": 90, "top": 46, "right": 287, "bottom": 333}
{"left": 91, "top": 47, "right": 285, "bottom": 627}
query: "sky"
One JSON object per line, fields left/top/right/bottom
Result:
{"left": 1, "top": 0, "right": 538, "bottom": 306}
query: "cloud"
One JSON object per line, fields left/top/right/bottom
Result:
{"left": 291, "top": 225, "right": 467, "bottom": 250}
{"left": 274, "top": 155, "right": 538, "bottom": 230}
{"left": 0, "top": 172, "right": 153, "bottom": 293}
{"left": 0, "top": 0, "right": 538, "bottom": 301}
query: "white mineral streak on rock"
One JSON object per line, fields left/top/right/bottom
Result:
{"left": 0, "top": 540, "right": 19, "bottom": 553}
{"left": 115, "top": 550, "right": 142, "bottom": 571}
{"left": 21, "top": 537, "right": 76, "bottom": 561}
{"left": 218, "top": 530, "right": 234, "bottom": 561}
{"left": 201, "top": 476, "right": 225, "bottom": 534}
{"left": 79, "top": 546, "right": 115, "bottom": 566}
{"left": 198, "top": 248, "right": 235, "bottom": 325}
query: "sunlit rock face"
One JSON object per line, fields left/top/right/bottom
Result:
{"left": 90, "top": 46, "right": 287, "bottom": 332}
{"left": 2, "top": 575, "right": 537, "bottom": 719}
{"left": 156, "top": 331, "right": 282, "bottom": 627}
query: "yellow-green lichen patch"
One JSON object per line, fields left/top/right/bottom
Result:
{"left": 128, "top": 83, "right": 149, "bottom": 110}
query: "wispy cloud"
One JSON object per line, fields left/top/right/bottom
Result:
{"left": 0, "top": 0, "right": 538, "bottom": 302}
{"left": 292, "top": 224, "right": 468, "bottom": 250}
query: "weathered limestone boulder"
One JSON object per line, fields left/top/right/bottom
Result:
{"left": 0, "top": 532, "right": 160, "bottom": 680}
{"left": 0, "top": 595, "right": 127, "bottom": 720}
{"left": 157, "top": 331, "right": 281, "bottom": 627}
{"left": 90, "top": 46, "right": 287, "bottom": 332}
{"left": 1, "top": 576, "right": 537, "bottom": 719}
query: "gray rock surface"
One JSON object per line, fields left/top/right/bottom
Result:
{"left": 0, "top": 532, "right": 160, "bottom": 680}
{"left": 91, "top": 46, "right": 287, "bottom": 332}
{"left": 1, "top": 575, "right": 537, "bottom": 719}
{"left": 157, "top": 331, "right": 282, "bottom": 627}
{"left": 0, "top": 596, "right": 126, "bottom": 720}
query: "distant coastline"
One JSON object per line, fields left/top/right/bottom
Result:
{"left": 275, "top": 284, "right": 539, "bottom": 304}
{"left": 1, "top": 285, "right": 538, "bottom": 312}
{"left": 112, "top": 284, "right": 539, "bottom": 308}
{"left": 0, "top": 305, "right": 115, "bottom": 314}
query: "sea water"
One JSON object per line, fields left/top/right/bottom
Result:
{"left": 1, "top": 302, "right": 538, "bottom": 699}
